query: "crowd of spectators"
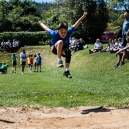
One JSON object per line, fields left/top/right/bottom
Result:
{"left": 0, "top": 39, "right": 22, "bottom": 53}
{"left": 69, "top": 37, "right": 88, "bottom": 54}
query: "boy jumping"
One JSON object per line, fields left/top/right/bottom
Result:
{"left": 38, "top": 12, "right": 88, "bottom": 78}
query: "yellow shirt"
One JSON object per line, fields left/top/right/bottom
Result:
{"left": 33, "top": 57, "right": 36, "bottom": 63}
{"left": 27, "top": 57, "right": 30, "bottom": 64}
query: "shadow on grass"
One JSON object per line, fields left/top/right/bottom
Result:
{"left": 81, "top": 106, "right": 111, "bottom": 114}
{"left": 0, "top": 119, "right": 15, "bottom": 123}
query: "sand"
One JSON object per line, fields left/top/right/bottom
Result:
{"left": 0, "top": 106, "right": 129, "bottom": 129}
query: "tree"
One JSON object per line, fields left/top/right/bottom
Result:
{"left": 107, "top": 0, "right": 129, "bottom": 11}
{"left": 64, "top": 0, "right": 109, "bottom": 41}
{"left": 105, "top": 0, "right": 129, "bottom": 34}
{"left": 0, "top": 0, "right": 12, "bottom": 32}
{"left": 0, "top": 0, "right": 42, "bottom": 32}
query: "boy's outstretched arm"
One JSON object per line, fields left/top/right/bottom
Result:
{"left": 72, "top": 12, "right": 88, "bottom": 29}
{"left": 38, "top": 21, "right": 50, "bottom": 32}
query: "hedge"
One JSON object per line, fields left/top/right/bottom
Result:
{"left": 0, "top": 31, "right": 51, "bottom": 46}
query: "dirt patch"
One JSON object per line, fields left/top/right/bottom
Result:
{"left": 0, "top": 106, "right": 129, "bottom": 129}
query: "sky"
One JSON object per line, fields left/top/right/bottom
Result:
{"left": 33, "top": 0, "right": 55, "bottom": 3}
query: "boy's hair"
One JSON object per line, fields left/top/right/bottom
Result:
{"left": 57, "top": 22, "right": 68, "bottom": 30}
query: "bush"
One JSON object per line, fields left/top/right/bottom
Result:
{"left": 0, "top": 32, "right": 51, "bottom": 46}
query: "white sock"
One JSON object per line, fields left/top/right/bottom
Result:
{"left": 58, "top": 58, "right": 61, "bottom": 61}
{"left": 65, "top": 67, "right": 69, "bottom": 71}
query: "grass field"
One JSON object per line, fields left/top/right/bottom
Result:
{"left": 0, "top": 45, "right": 129, "bottom": 109}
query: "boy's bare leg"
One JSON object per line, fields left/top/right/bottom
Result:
{"left": 54, "top": 40, "right": 64, "bottom": 67}
{"left": 55, "top": 40, "right": 63, "bottom": 58}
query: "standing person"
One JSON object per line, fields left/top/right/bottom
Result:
{"left": 122, "top": 12, "right": 129, "bottom": 48}
{"left": 38, "top": 12, "right": 88, "bottom": 78}
{"left": 33, "top": 54, "right": 37, "bottom": 72}
{"left": 20, "top": 49, "right": 27, "bottom": 74}
{"left": 27, "top": 54, "right": 30, "bottom": 69}
{"left": 116, "top": 24, "right": 122, "bottom": 40}
{"left": 29, "top": 54, "right": 33, "bottom": 72}
{"left": 36, "top": 53, "right": 42, "bottom": 72}
{"left": 12, "top": 53, "right": 17, "bottom": 73}
{"left": 12, "top": 39, "right": 17, "bottom": 53}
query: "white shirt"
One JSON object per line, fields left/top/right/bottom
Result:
{"left": 94, "top": 42, "right": 102, "bottom": 49}
{"left": 13, "top": 41, "right": 17, "bottom": 47}
{"left": 20, "top": 52, "right": 27, "bottom": 62}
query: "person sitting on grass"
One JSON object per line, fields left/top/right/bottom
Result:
{"left": 89, "top": 38, "right": 103, "bottom": 54}
{"left": 0, "top": 63, "right": 8, "bottom": 74}
{"left": 100, "top": 38, "right": 114, "bottom": 52}
{"left": 115, "top": 36, "right": 129, "bottom": 68}
{"left": 38, "top": 12, "right": 88, "bottom": 78}
{"left": 110, "top": 39, "right": 121, "bottom": 53}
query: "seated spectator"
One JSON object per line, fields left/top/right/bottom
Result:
{"left": 118, "top": 38, "right": 122, "bottom": 48}
{"left": 89, "top": 38, "right": 103, "bottom": 54}
{"left": 73, "top": 39, "right": 83, "bottom": 52}
{"left": 100, "top": 38, "right": 114, "bottom": 52}
{"left": 0, "top": 63, "right": 8, "bottom": 74}
{"left": 1, "top": 40, "right": 5, "bottom": 51}
{"left": 79, "top": 38, "right": 88, "bottom": 49}
{"left": 115, "top": 36, "right": 129, "bottom": 68}
{"left": 110, "top": 39, "right": 121, "bottom": 53}
{"left": 69, "top": 37, "right": 77, "bottom": 50}
{"left": 6, "top": 39, "right": 12, "bottom": 52}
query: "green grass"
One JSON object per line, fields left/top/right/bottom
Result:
{"left": 0, "top": 45, "right": 129, "bottom": 108}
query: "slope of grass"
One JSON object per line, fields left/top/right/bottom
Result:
{"left": 0, "top": 45, "right": 129, "bottom": 108}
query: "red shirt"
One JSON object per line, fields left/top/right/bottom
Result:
{"left": 30, "top": 57, "right": 33, "bottom": 64}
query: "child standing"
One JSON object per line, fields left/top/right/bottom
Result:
{"left": 38, "top": 12, "right": 88, "bottom": 78}
{"left": 12, "top": 53, "right": 17, "bottom": 73}
{"left": 29, "top": 54, "right": 33, "bottom": 72}
{"left": 27, "top": 54, "right": 30, "bottom": 69}
{"left": 20, "top": 49, "right": 27, "bottom": 74}
{"left": 36, "top": 53, "right": 42, "bottom": 72}
{"left": 33, "top": 54, "right": 37, "bottom": 72}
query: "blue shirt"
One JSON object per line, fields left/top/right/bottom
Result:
{"left": 48, "top": 26, "right": 74, "bottom": 47}
{"left": 36, "top": 56, "right": 42, "bottom": 64}
{"left": 122, "top": 18, "right": 129, "bottom": 35}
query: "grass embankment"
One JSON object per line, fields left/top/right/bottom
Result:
{"left": 0, "top": 45, "right": 129, "bottom": 108}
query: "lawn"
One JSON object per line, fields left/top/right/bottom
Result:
{"left": 0, "top": 45, "right": 129, "bottom": 108}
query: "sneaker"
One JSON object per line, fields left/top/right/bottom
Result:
{"left": 63, "top": 70, "right": 72, "bottom": 78}
{"left": 89, "top": 50, "right": 92, "bottom": 54}
{"left": 119, "top": 62, "right": 125, "bottom": 67}
{"left": 22, "top": 72, "right": 24, "bottom": 74}
{"left": 57, "top": 60, "right": 64, "bottom": 67}
{"left": 114, "top": 63, "right": 120, "bottom": 68}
